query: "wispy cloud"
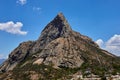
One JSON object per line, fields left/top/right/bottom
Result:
{"left": 96, "top": 34, "right": 120, "bottom": 56}
{"left": 33, "top": 7, "right": 42, "bottom": 14}
{"left": 0, "top": 21, "right": 27, "bottom": 35}
{"left": 16, "top": 0, "right": 27, "bottom": 5}
{"left": 33, "top": 7, "right": 41, "bottom": 11}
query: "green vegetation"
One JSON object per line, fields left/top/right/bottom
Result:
{"left": 12, "top": 62, "right": 81, "bottom": 80}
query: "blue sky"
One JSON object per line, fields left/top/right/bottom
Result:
{"left": 0, "top": 0, "right": 120, "bottom": 58}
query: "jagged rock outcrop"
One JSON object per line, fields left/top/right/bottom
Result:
{"left": 0, "top": 13, "right": 117, "bottom": 74}
{"left": 32, "top": 13, "right": 72, "bottom": 53}
{"left": 0, "top": 41, "right": 34, "bottom": 71}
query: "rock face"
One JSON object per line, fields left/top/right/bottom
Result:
{"left": 0, "top": 13, "right": 117, "bottom": 72}
{"left": 32, "top": 13, "right": 72, "bottom": 53}
{"left": 0, "top": 41, "right": 34, "bottom": 71}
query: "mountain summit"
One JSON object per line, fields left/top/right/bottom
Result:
{"left": 32, "top": 13, "right": 72, "bottom": 52}
{"left": 0, "top": 13, "right": 120, "bottom": 80}
{"left": 40, "top": 12, "right": 72, "bottom": 37}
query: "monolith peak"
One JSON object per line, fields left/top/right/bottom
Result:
{"left": 32, "top": 13, "right": 72, "bottom": 51}
{"left": 0, "top": 13, "right": 120, "bottom": 80}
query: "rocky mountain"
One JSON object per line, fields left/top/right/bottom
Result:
{"left": 0, "top": 13, "right": 120, "bottom": 80}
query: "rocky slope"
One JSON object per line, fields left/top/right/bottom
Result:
{"left": 0, "top": 13, "right": 120, "bottom": 80}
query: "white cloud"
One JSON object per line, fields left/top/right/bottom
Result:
{"left": 105, "top": 34, "right": 120, "bottom": 56}
{"left": 17, "top": 0, "right": 27, "bottom": 5}
{"left": 96, "top": 34, "right": 120, "bottom": 56}
{"left": 0, "top": 21, "right": 27, "bottom": 35}
{"left": 95, "top": 39, "right": 104, "bottom": 47}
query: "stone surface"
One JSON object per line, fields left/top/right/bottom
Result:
{"left": 33, "top": 58, "right": 44, "bottom": 65}
{"left": 0, "top": 41, "right": 34, "bottom": 71}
